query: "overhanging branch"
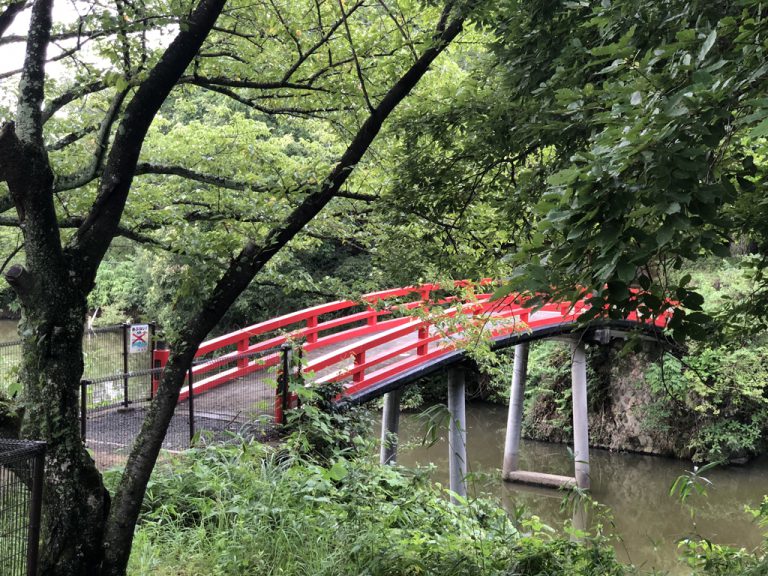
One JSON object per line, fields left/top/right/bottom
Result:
{"left": 135, "top": 162, "right": 270, "bottom": 192}
{"left": 0, "top": 1, "right": 27, "bottom": 40}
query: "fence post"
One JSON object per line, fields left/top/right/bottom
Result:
{"left": 151, "top": 343, "right": 169, "bottom": 398}
{"left": 188, "top": 366, "right": 195, "bottom": 445}
{"left": 279, "top": 343, "right": 291, "bottom": 425}
{"left": 148, "top": 323, "right": 156, "bottom": 398}
{"left": 26, "top": 444, "right": 45, "bottom": 576}
{"left": 80, "top": 381, "right": 88, "bottom": 441}
{"left": 122, "top": 323, "right": 130, "bottom": 409}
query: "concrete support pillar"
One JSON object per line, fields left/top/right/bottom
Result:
{"left": 447, "top": 368, "right": 467, "bottom": 502}
{"left": 379, "top": 389, "right": 402, "bottom": 465}
{"left": 571, "top": 501, "right": 589, "bottom": 543}
{"left": 502, "top": 342, "right": 529, "bottom": 478}
{"left": 571, "top": 340, "right": 590, "bottom": 489}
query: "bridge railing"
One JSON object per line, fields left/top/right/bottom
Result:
{"left": 151, "top": 282, "right": 670, "bottom": 423}
{"left": 305, "top": 295, "right": 592, "bottom": 396}
{"left": 152, "top": 280, "right": 495, "bottom": 401}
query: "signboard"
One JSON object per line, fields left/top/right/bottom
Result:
{"left": 129, "top": 324, "right": 150, "bottom": 354}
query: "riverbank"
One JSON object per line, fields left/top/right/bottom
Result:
{"left": 119, "top": 398, "right": 768, "bottom": 575}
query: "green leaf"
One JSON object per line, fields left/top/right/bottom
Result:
{"left": 751, "top": 117, "right": 768, "bottom": 138}
{"left": 547, "top": 167, "right": 581, "bottom": 186}
{"left": 616, "top": 260, "right": 635, "bottom": 282}
{"left": 656, "top": 223, "right": 675, "bottom": 246}
{"left": 682, "top": 291, "right": 705, "bottom": 310}
{"left": 698, "top": 29, "right": 717, "bottom": 63}
{"left": 327, "top": 461, "right": 348, "bottom": 481}
{"left": 665, "top": 202, "right": 681, "bottom": 215}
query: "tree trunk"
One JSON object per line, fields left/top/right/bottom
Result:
{"left": 18, "top": 296, "right": 108, "bottom": 575}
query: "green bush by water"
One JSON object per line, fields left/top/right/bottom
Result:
{"left": 124, "top": 440, "right": 636, "bottom": 576}
{"left": 121, "top": 387, "right": 629, "bottom": 576}
{"left": 115, "top": 382, "right": 768, "bottom": 576}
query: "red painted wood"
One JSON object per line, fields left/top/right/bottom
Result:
{"left": 152, "top": 281, "right": 672, "bottom": 421}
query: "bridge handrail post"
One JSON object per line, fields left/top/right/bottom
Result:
{"left": 187, "top": 366, "right": 195, "bottom": 445}
{"left": 237, "top": 337, "right": 249, "bottom": 370}
{"left": 352, "top": 350, "right": 366, "bottom": 384}
{"left": 416, "top": 325, "right": 429, "bottom": 356}
{"left": 306, "top": 316, "right": 318, "bottom": 344}
{"left": 278, "top": 343, "right": 292, "bottom": 425}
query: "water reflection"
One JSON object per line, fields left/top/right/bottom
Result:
{"left": 386, "top": 402, "right": 768, "bottom": 574}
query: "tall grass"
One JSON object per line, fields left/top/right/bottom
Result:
{"left": 117, "top": 436, "right": 633, "bottom": 576}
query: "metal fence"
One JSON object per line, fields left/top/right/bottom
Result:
{"left": 0, "top": 323, "right": 156, "bottom": 396}
{"left": 81, "top": 347, "right": 283, "bottom": 468}
{"left": 0, "top": 440, "right": 45, "bottom": 576}
{"left": 0, "top": 342, "right": 21, "bottom": 395}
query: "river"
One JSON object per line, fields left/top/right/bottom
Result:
{"left": 386, "top": 402, "right": 768, "bottom": 575}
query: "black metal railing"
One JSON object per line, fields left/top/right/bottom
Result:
{"left": 0, "top": 323, "right": 156, "bottom": 396}
{"left": 0, "top": 439, "right": 45, "bottom": 576}
{"left": 80, "top": 347, "right": 283, "bottom": 468}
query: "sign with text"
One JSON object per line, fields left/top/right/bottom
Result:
{"left": 129, "top": 324, "right": 150, "bottom": 354}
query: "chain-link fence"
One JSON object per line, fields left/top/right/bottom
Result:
{"left": 0, "top": 440, "right": 45, "bottom": 576}
{"left": 0, "top": 323, "right": 155, "bottom": 396}
{"left": 0, "top": 341, "right": 21, "bottom": 395}
{"left": 82, "top": 347, "right": 283, "bottom": 469}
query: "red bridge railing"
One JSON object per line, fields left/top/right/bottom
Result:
{"left": 151, "top": 281, "right": 669, "bottom": 422}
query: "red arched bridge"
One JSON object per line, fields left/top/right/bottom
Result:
{"left": 152, "top": 280, "right": 670, "bottom": 421}
{"left": 148, "top": 280, "right": 672, "bottom": 492}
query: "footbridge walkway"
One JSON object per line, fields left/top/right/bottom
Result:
{"left": 154, "top": 280, "right": 671, "bottom": 494}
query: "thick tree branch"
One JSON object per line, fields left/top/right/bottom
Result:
{"left": 135, "top": 162, "right": 269, "bottom": 192}
{"left": 191, "top": 82, "right": 345, "bottom": 117}
{"left": 46, "top": 124, "right": 98, "bottom": 151}
{"left": 335, "top": 190, "right": 377, "bottom": 201}
{"left": 42, "top": 80, "right": 107, "bottom": 123}
{"left": 0, "top": 1, "right": 26, "bottom": 40}
{"left": 0, "top": 215, "right": 165, "bottom": 247}
{"left": 15, "top": 0, "right": 52, "bottom": 146}
{"left": 182, "top": 74, "right": 329, "bottom": 92}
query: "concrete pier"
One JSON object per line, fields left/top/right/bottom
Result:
{"left": 502, "top": 342, "right": 529, "bottom": 478}
{"left": 571, "top": 340, "right": 590, "bottom": 489}
{"left": 447, "top": 368, "right": 467, "bottom": 502}
{"left": 379, "top": 389, "right": 402, "bottom": 465}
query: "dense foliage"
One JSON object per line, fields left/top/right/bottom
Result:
{"left": 113, "top": 392, "right": 768, "bottom": 576}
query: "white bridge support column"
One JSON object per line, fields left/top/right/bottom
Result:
{"left": 447, "top": 368, "right": 467, "bottom": 503}
{"left": 502, "top": 343, "right": 529, "bottom": 478}
{"left": 571, "top": 340, "right": 591, "bottom": 489}
{"left": 379, "top": 389, "right": 402, "bottom": 465}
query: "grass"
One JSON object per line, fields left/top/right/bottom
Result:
{"left": 116, "top": 438, "right": 629, "bottom": 576}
